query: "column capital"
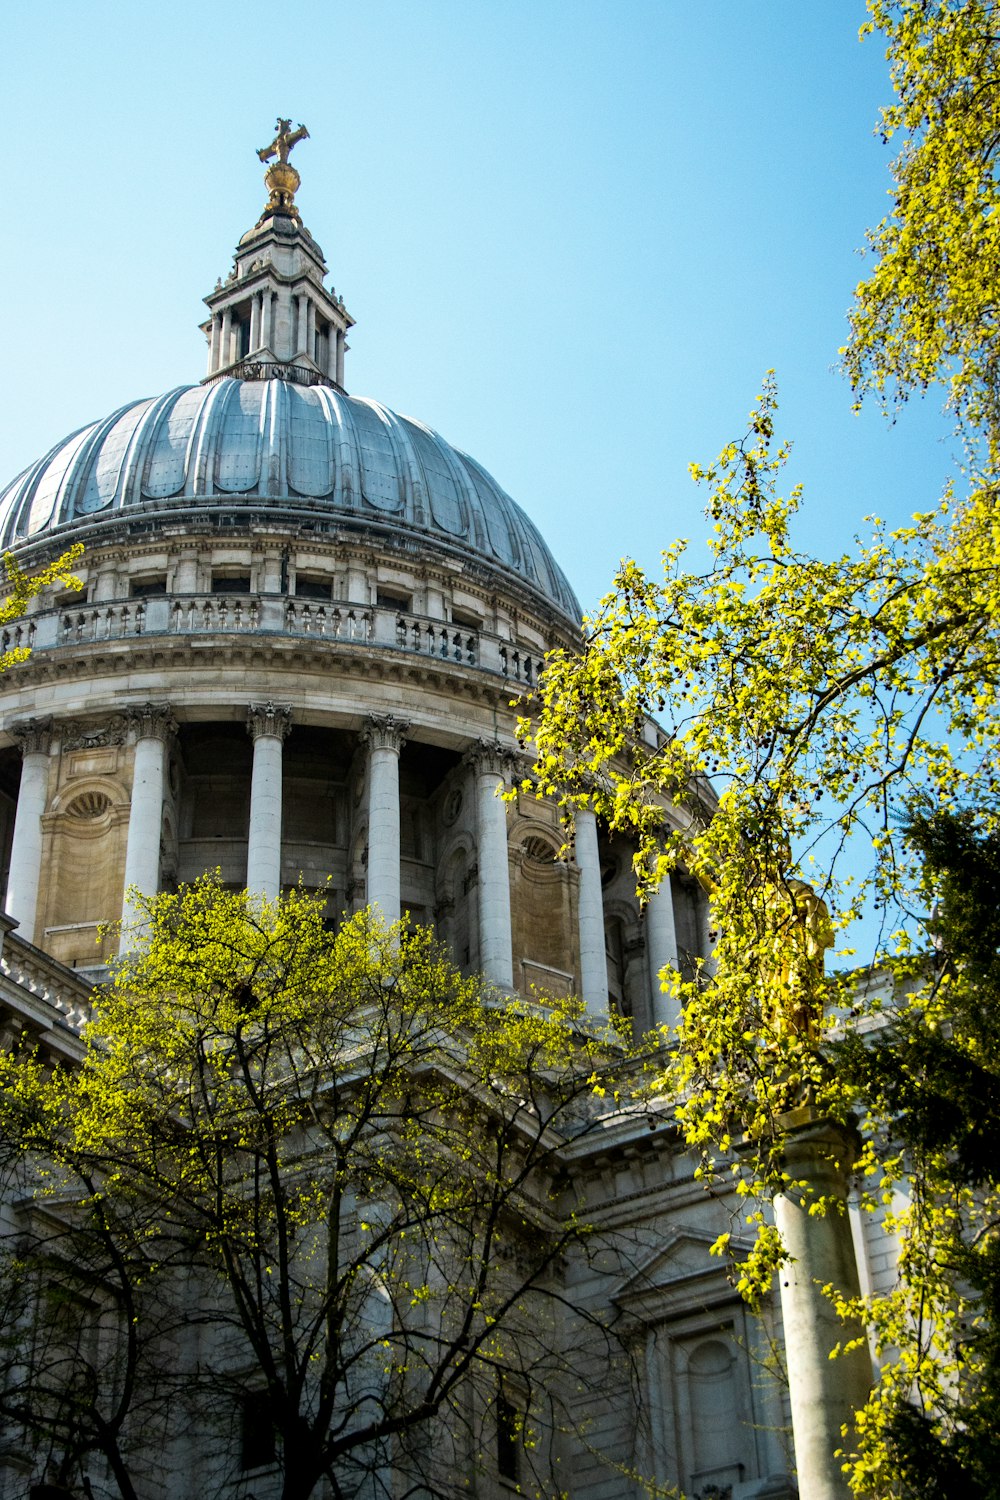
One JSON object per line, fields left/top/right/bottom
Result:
{"left": 463, "top": 737, "right": 517, "bottom": 781}
{"left": 247, "top": 702, "right": 293, "bottom": 743}
{"left": 361, "top": 713, "right": 409, "bottom": 754}
{"left": 10, "top": 717, "right": 53, "bottom": 758}
{"left": 126, "top": 702, "right": 177, "bottom": 745}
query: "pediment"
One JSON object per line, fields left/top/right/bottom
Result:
{"left": 614, "top": 1226, "right": 754, "bottom": 1318}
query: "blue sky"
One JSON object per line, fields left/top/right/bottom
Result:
{"left": 1, "top": 1, "right": 957, "bottom": 614}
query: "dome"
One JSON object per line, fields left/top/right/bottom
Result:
{"left": 0, "top": 378, "right": 581, "bottom": 625}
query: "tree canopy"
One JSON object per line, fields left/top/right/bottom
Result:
{"left": 0, "top": 881, "right": 640, "bottom": 1500}
{"left": 518, "top": 3, "right": 1000, "bottom": 1493}
{"left": 845, "top": 0, "right": 1000, "bottom": 463}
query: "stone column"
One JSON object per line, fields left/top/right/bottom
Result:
{"left": 6, "top": 718, "right": 53, "bottom": 943}
{"left": 574, "top": 808, "right": 607, "bottom": 1016}
{"left": 261, "top": 290, "right": 273, "bottom": 351}
{"left": 361, "top": 715, "right": 409, "bottom": 924}
{"left": 120, "top": 704, "right": 176, "bottom": 951}
{"left": 220, "top": 307, "right": 232, "bottom": 368}
{"left": 773, "top": 1111, "right": 872, "bottom": 1500}
{"left": 246, "top": 703, "right": 292, "bottom": 901}
{"left": 646, "top": 872, "right": 680, "bottom": 1029}
{"left": 249, "top": 292, "right": 262, "bottom": 352}
{"left": 306, "top": 300, "right": 316, "bottom": 360}
{"left": 209, "top": 313, "right": 221, "bottom": 374}
{"left": 336, "top": 328, "right": 346, "bottom": 386}
{"left": 465, "top": 739, "right": 515, "bottom": 990}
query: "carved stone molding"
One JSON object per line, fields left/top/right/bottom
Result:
{"left": 60, "top": 715, "right": 127, "bottom": 751}
{"left": 360, "top": 713, "right": 409, "bottom": 754}
{"left": 247, "top": 702, "right": 293, "bottom": 743}
{"left": 463, "top": 737, "right": 517, "bottom": 781}
{"left": 126, "top": 702, "right": 178, "bottom": 744}
{"left": 10, "top": 716, "right": 53, "bottom": 758}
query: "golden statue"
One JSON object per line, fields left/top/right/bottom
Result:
{"left": 256, "top": 118, "right": 310, "bottom": 224}
{"left": 764, "top": 875, "right": 833, "bottom": 1041}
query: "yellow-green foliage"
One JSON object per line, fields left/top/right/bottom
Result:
{"left": 0, "top": 546, "right": 83, "bottom": 671}
{"left": 846, "top": 0, "right": 1000, "bottom": 463}
{"left": 519, "top": 369, "right": 1000, "bottom": 1494}
{"left": 0, "top": 879, "right": 630, "bottom": 1499}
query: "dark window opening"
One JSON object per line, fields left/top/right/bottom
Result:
{"left": 452, "top": 606, "right": 480, "bottom": 630}
{"left": 240, "top": 1390, "right": 276, "bottom": 1471}
{"left": 295, "top": 577, "right": 331, "bottom": 601}
{"left": 377, "top": 588, "right": 411, "bottom": 612}
{"left": 496, "top": 1391, "right": 521, "bottom": 1484}
{"left": 130, "top": 577, "right": 168, "bottom": 599}
{"left": 211, "top": 574, "right": 252, "bottom": 595}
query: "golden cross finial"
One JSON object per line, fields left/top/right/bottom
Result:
{"left": 257, "top": 118, "right": 310, "bottom": 166}
{"left": 255, "top": 119, "right": 310, "bottom": 224}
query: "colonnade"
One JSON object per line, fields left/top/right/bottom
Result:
{"left": 4, "top": 707, "right": 684, "bottom": 1018}
{"left": 207, "top": 290, "right": 347, "bottom": 382}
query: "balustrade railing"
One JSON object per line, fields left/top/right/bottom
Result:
{"left": 17, "top": 594, "right": 545, "bottom": 684}
{"left": 0, "top": 938, "right": 93, "bottom": 1033}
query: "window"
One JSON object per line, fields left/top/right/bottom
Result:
{"left": 496, "top": 1389, "right": 521, "bottom": 1485}
{"left": 376, "top": 588, "right": 411, "bottom": 611}
{"left": 130, "top": 576, "right": 168, "bottom": 598}
{"left": 240, "top": 1389, "right": 276, "bottom": 1470}
{"left": 295, "top": 576, "right": 331, "bottom": 601}
{"left": 211, "top": 573, "right": 251, "bottom": 595}
{"left": 452, "top": 606, "right": 481, "bottom": 630}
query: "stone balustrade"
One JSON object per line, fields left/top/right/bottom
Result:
{"left": 9, "top": 596, "right": 544, "bottom": 684}
{"left": 0, "top": 934, "right": 93, "bottom": 1034}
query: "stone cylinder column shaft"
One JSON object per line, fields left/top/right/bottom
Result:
{"left": 261, "top": 291, "right": 273, "bottom": 351}
{"left": 246, "top": 703, "right": 292, "bottom": 901}
{"left": 249, "top": 292, "right": 262, "bottom": 352}
{"left": 336, "top": 328, "right": 345, "bottom": 386}
{"left": 6, "top": 718, "right": 53, "bottom": 943}
{"left": 120, "top": 704, "right": 176, "bottom": 951}
{"left": 646, "top": 872, "right": 680, "bottom": 1029}
{"left": 209, "top": 313, "right": 221, "bottom": 374}
{"left": 575, "top": 808, "right": 607, "bottom": 1015}
{"left": 306, "top": 300, "right": 316, "bottom": 359}
{"left": 773, "top": 1113, "right": 872, "bottom": 1500}
{"left": 362, "top": 715, "right": 409, "bottom": 924}
{"left": 465, "top": 740, "right": 515, "bottom": 990}
{"left": 220, "top": 307, "right": 232, "bottom": 367}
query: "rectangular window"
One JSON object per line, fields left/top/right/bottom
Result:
{"left": 496, "top": 1390, "right": 521, "bottom": 1485}
{"left": 211, "top": 574, "right": 251, "bottom": 595}
{"left": 377, "top": 588, "right": 411, "bottom": 611}
{"left": 240, "top": 1389, "right": 276, "bottom": 1470}
{"left": 130, "top": 577, "right": 168, "bottom": 598}
{"left": 295, "top": 577, "right": 331, "bottom": 601}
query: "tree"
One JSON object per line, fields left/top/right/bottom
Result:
{"left": 0, "top": 880, "right": 646, "bottom": 1500}
{"left": 836, "top": 810, "right": 1000, "bottom": 1499}
{"left": 0, "top": 546, "right": 83, "bottom": 671}
{"left": 845, "top": 0, "right": 1000, "bottom": 464}
{"left": 516, "top": 8, "right": 1000, "bottom": 1491}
